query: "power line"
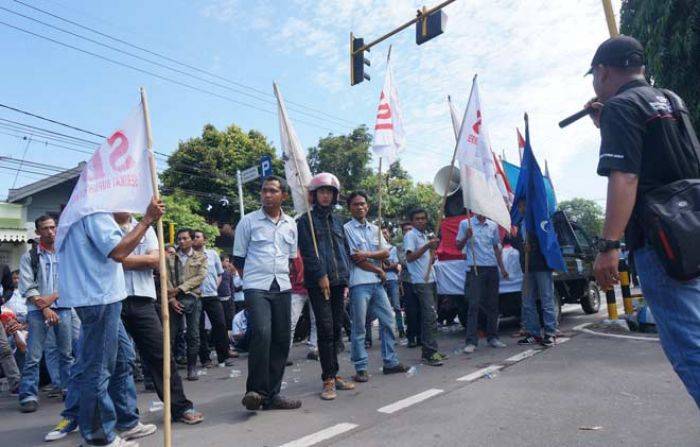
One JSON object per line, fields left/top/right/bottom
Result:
{"left": 12, "top": 0, "right": 357, "bottom": 127}
{"left": 0, "top": 20, "right": 338, "bottom": 133}
{"left": 0, "top": 116, "right": 102, "bottom": 145}
{"left": 0, "top": 102, "right": 105, "bottom": 138}
{"left": 0, "top": 5, "right": 352, "bottom": 129}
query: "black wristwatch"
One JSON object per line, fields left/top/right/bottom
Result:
{"left": 596, "top": 238, "right": 621, "bottom": 253}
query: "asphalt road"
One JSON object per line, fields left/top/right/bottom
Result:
{"left": 1, "top": 302, "right": 698, "bottom": 447}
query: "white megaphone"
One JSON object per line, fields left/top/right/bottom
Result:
{"left": 432, "top": 165, "right": 461, "bottom": 197}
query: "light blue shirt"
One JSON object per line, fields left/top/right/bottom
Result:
{"left": 456, "top": 217, "right": 500, "bottom": 268}
{"left": 200, "top": 248, "right": 223, "bottom": 297}
{"left": 403, "top": 228, "right": 435, "bottom": 284}
{"left": 19, "top": 245, "right": 60, "bottom": 311}
{"left": 343, "top": 218, "right": 388, "bottom": 287}
{"left": 385, "top": 245, "right": 399, "bottom": 282}
{"left": 57, "top": 213, "right": 127, "bottom": 308}
{"left": 121, "top": 219, "right": 158, "bottom": 300}
{"left": 233, "top": 208, "right": 297, "bottom": 291}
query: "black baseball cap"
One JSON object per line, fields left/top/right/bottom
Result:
{"left": 586, "top": 35, "right": 645, "bottom": 75}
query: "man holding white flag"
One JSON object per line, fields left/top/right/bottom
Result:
{"left": 56, "top": 102, "right": 163, "bottom": 447}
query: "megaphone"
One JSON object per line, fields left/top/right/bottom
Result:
{"left": 433, "top": 165, "right": 460, "bottom": 197}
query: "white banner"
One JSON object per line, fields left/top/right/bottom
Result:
{"left": 274, "top": 82, "right": 313, "bottom": 215}
{"left": 455, "top": 79, "right": 511, "bottom": 229}
{"left": 372, "top": 55, "right": 405, "bottom": 164}
{"left": 55, "top": 103, "right": 154, "bottom": 251}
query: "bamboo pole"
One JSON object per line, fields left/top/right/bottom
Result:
{"left": 377, "top": 156, "right": 383, "bottom": 249}
{"left": 272, "top": 82, "right": 327, "bottom": 299}
{"left": 601, "top": 0, "right": 620, "bottom": 38}
{"left": 140, "top": 87, "right": 171, "bottom": 447}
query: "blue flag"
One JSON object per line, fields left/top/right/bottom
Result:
{"left": 510, "top": 116, "right": 566, "bottom": 272}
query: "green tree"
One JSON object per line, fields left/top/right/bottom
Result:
{"left": 162, "top": 192, "right": 219, "bottom": 246}
{"left": 160, "top": 124, "right": 284, "bottom": 222}
{"left": 558, "top": 198, "right": 604, "bottom": 237}
{"left": 307, "top": 126, "right": 372, "bottom": 193}
{"left": 621, "top": 0, "right": 700, "bottom": 126}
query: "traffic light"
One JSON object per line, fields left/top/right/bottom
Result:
{"left": 416, "top": 8, "right": 448, "bottom": 45}
{"left": 350, "top": 34, "right": 370, "bottom": 86}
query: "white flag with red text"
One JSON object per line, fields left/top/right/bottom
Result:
{"left": 372, "top": 55, "right": 404, "bottom": 164}
{"left": 455, "top": 79, "right": 511, "bottom": 229}
{"left": 55, "top": 102, "right": 154, "bottom": 251}
{"left": 274, "top": 82, "right": 313, "bottom": 215}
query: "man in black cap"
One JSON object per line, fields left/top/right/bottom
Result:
{"left": 586, "top": 35, "right": 700, "bottom": 409}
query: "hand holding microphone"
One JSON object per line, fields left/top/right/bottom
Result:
{"left": 558, "top": 98, "right": 604, "bottom": 128}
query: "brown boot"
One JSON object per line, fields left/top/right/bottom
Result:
{"left": 320, "top": 378, "right": 337, "bottom": 400}
{"left": 334, "top": 376, "right": 356, "bottom": 391}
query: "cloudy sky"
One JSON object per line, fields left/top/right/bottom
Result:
{"left": 0, "top": 0, "right": 621, "bottom": 205}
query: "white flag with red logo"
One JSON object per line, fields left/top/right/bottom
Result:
{"left": 274, "top": 82, "right": 313, "bottom": 215}
{"left": 372, "top": 55, "right": 404, "bottom": 164}
{"left": 455, "top": 79, "right": 511, "bottom": 229}
{"left": 55, "top": 102, "right": 154, "bottom": 251}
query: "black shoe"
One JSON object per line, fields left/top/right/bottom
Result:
{"left": 398, "top": 328, "right": 406, "bottom": 339}
{"left": 364, "top": 339, "right": 372, "bottom": 349}
{"left": 352, "top": 371, "right": 369, "bottom": 383}
{"left": 336, "top": 341, "right": 346, "bottom": 353}
{"left": 19, "top": 400, "right": 39, "bottom": 413}
{"left": 541, "top": 335, "right": 556, "bottom": 347}
{"left": 242, "top": 391, "right": 263, "bottom": 411}
{"left": 422, "top": 353, "right": 444, "bottom": 367}
{"left": 186, "top": 367, "right": 199, "bottom": 381}
{"left": 306, "top": 350, "right": 319, "bottom": 361}
{"left": 407, "top": 339, "right": 418, "bottom": 348}
{"left": 285, "top": 360, "right": 294, "bottom": 366}
{"left": 518, "top": 335, "right": 542, "bottom": 345}
{"left": 383, "top": 363, "right": 409, "bottom": 375}
{"left": 263, "top": 396, "right": 302, "bottom": 410}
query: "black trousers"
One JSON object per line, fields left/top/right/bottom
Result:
{"left": 308, "top": 285, "right": 346, "bottom": 381}
{"left": 245, "top": 289, "right": 291, "bottom": 403}
{"left": 221, "top": 297, "right": 235, "bottom": 332}
{"left": 198, "top": 296, "right": 230, "bottom": 364}
{"left": 121, "top": 296, "right": 193, "bottom": 419}
{"left": 169, "top": 294, "right": 201, "bottom": 367}
{"left": 403, "top": 282, "right": 422, "bottom": 341}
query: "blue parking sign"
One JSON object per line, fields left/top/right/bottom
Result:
{"left": 260, "top": 155, "right": 272, "bottom": 178}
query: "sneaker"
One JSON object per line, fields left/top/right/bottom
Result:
{"left": 219, "top": 358, "right": 236, "bottom": 367}
{"left": 47, "top": 387, "right": 63, "bottom": 398}
{"left": 264, "top": 396, "right": 302, "bottom": 410}
{"left": 422, "top": 353, "right": 444, "bottom": 366}
{"left": 352, "top": 371, "right": 369, "bottom": 383}
{"left": 488, "top": 338, "right": 507, "bottom": 348}
{"left": 242, "top": 391, "right": 263, "bottom": 411}
{"left": 19, "top": 400, "right": 38, "bottom": 413}
{"left": 201, "top": 360, "right": 215, "bottom": 369}
{"left": 45, "top": 418, "right": 78, "bottom": 442}
{"left": 435, "top": 352, "right": 449, "bottom": 361}
{"left": 320, "top": 379, "right": 336, "bottom": 400}
{"left": 306, "top": 350, "right": 319, "bottom": 361}
{"left": 541, "top": 335, "right": 556, "bottom": 347}
{"left": 517, "top": 335, "right": 542, "bottom": 345}
{"left": 118, "top": 422, "right": 157, "bottom": 441}
{"left": 383, "top": 363, "right": 409, "bottom": 375}
{"left": 463, "top": 344, "right": 476, "bottom": 354}
{"left": 334, "top": 376, "right": 355, "bottom": 391}
{"left": 104, "top": 435, "right": 138, "bottom": 447}
{"left": 178, "top": 408, "right": 204, "bottom": 425}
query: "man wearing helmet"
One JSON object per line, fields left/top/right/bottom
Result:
{"left": 297, "top": 173, "right": 356, "bottom": 400}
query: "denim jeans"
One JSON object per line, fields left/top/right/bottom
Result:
{"left": 634, "top": 246, "right": 700, "bottom": 409}
{"left": 521, "top": 271, "right": 557, "bottom": 337}
{"left": 349, "top": 283, "right": 399, "bottom": 372}
{"left": 74, "top": 302, "right": 139, "bottom": 445}
{"left": 411, "top": 283, "right": 439, "bottom": 357}
{"left": 245, "top": 289, "right": 291, "bottom": 404}
{"left": 18, "top": 309, "right": 74, "bottom": 403}
{"left": 384, "top": 280, "right": 405, "bottom": 334}
{"left": 465, "top": 267, "right": 500, "bottom": 346}
{"left": 169, "top": 294, "right": 202, "bottom": 367}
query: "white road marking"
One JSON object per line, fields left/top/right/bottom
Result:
{"left": 456, "top": 365, "right": 503, "bottom": 382}
{"left": 505, "top": 349, "right": 539, "bottom": 362}
{"left": 377, "top": 388, "right": 444, "bottom": 414}
{"left": 573, "top": 322, "right": 659, "bottom": 342}
{"left": 556, "top": 337, "right": 571, "bottom": 344}
{"left": 279, "top": 423, "right": 359, "bottom": 447}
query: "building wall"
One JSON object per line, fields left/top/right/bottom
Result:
{"left": 20, "top": 179, "right": 76, "bottom": 224}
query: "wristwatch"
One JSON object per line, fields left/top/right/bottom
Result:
{"left": 596, "top": 238, "right": 621, "bottom": 253}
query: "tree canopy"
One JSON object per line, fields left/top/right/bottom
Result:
{"left": 557, "top": 198, "right": 604, "bottom": 237}
{"left": 162, "top": 192, "right": 219, "bottom": 246}
{"left": 307, "top": 126, "right": 372, "bottom": 194}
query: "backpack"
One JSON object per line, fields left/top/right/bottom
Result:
{"left": 640, "top": 89, "right": 700, "bottom": 280}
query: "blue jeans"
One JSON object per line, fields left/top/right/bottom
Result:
{"left": 521, "top": 271, "right": 557, "bottom": 337}
{"left": 74, "top": 302, "right": 139, "bottom": 445}
{"left": 349, "top": 283, "right": 399, "bottom": 372}
{"left": 18, "top": 309, "right": 74, "bottom": 403}
{"left": 635, "top": 246, "right": 700, "bottom": 409}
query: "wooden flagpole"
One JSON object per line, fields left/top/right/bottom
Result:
{"left": 377, "top": 156, "right": 383, "bottom": 248}
{"left": 601, "top": 0, "right": 620, "bottom": 38}
{"left": 140, "top": 87, "right": 171, "bottom": 447}
{"left": 273, "top": 82, "right": 327, "bottom": 299}
{"left": 521, "top": 113, "right": 530, "bottom": 300}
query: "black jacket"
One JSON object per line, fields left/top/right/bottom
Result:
{"left": 509, "top": 229, "right": 551, "bottom": 273}
{"left": 296, "top": 206, "right": 350, "bottom": 288}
